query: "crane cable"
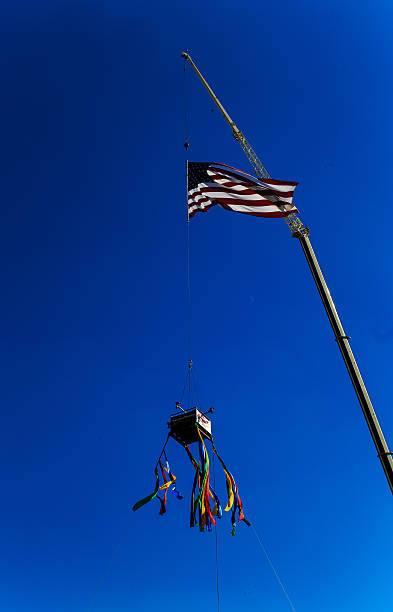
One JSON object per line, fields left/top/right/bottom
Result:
{"left": 184, "top": 54, "right": 221, "bottom": 612}
{"left": 250, "top": 523, "right": 297, "bottom": 612}
{"left": 212, "top": 452, "right": 220, "bottom": 612}
{"left": 87, "top": 437, "right": 172, "bottom": 611}
{"left": 86, "top": 514, "right": 133, "bottom": 611}
{"left": 182, "top": 54, "right": 297, "bottom": 612}
{"left": 184, "top": 52, "right": 191, "bottom": 369}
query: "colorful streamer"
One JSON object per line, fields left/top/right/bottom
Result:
{"left": 132, "top": 452, "right": 182, "bottom": 515}
{"left": 132, "top": 426, "right": 249, "bottom": 536}
{"left": 132, "top": 466, "right": 160, "bottom": 512}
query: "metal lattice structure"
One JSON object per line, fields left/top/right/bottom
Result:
{"left": 181, "top": 51, "right": 309, "bottom": 239}
{"left": 234, "top": 131, "right": 309, "bottom": 237}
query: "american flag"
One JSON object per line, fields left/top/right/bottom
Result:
{"left": 188, "top": 162, "right": 299, "bottom": 219}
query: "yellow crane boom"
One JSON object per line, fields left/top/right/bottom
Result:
{"left": 181, "top": 51, "right": 307, "bottom": 237}
{"left": 181, "top": 50, "right": 393, "bottom": 496}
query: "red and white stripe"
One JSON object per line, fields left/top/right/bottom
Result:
{"left": 188, "top": 163, "right": 298, "bottom": 219}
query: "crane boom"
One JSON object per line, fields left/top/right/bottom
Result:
{"left": 181, "top": 51, "right": 393, "bottom": 496}
{"left": 181, "top": 51, "right": 307, "bottom": 237}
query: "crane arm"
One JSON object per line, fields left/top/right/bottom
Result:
{"left": 181, "top": 51, "right": 307, "bottom": 236}
{"left": 181, "top": 52, "right": 393, "bottom": 496}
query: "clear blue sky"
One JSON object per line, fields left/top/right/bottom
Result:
{"left": 2, "top": 1, "right": 393, "bottom": 611}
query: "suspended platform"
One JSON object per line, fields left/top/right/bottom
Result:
{"left": 169, "top": 408, "right": 212, "bottom": 445}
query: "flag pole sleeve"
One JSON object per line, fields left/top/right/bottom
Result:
{"left": 297, "top": 231, "right": 393, "bottom": 494}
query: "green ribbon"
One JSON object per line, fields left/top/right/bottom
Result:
{"left": 132, "top": 467, "right": 160, "bottom": 512}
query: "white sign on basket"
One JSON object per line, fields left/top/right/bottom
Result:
{"left": 196, "top": 409, "right": 212, "bottom": 435}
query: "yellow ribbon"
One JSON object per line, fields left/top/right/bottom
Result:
{"left": 223, "top": 470, "right": 234, "bottom": 512}
{"left": 159, "top": 465, "right": 176, "bottom": 490}
{"left": 211, "top": 441, "right": 234, "bottom": 511}
{"left": 159, "top": 476, "right": 176, "bottom": 491}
